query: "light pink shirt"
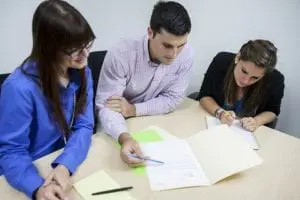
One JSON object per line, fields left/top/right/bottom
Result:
{"left": 96, "top": 35, "right": 193, "bottom": 139}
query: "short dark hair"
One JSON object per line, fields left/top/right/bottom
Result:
{"left": 150, "top": 1, "right": 191, "bottom": 36}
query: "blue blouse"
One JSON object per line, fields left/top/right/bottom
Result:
{"left": 0, "top": 61, "right": 94, "bottom": 198}
{"left": 223, "top": 98, "right": 244, "bottom": 115}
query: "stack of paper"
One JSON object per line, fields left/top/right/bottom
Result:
{"left": 141, "top": 125, "right": 263, "bottom": 191}
{"left": 74, "top": 170, "right": 135, "bottom": 200}
{"left": 206, "top": 116, "right": 259, "bottom": 149}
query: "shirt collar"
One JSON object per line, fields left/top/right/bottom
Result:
{"left": 142, "top": 35, "right": 160, "bottom": 67}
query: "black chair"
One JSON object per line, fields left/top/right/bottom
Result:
{"left": 0, "top": 73, "right": 10, "bottom": 95}
{"left": 188, "top": 92, "right": 199, "bottom": 100}
{"left": 87, "top": 50, "right": 107, "bottom": 133}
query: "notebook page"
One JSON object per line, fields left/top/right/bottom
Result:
{"left": 74, "top": 170, "right": 135, "bottom": 200}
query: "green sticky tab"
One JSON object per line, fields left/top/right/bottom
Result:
{"left": 115, "top": 129, "right": 163, "bottom": 175}
{"left": 131, "top": 129, "right": 162, "bottom": 175}
{"left": 132, "top": 129, "right": 162, "bottom": 143}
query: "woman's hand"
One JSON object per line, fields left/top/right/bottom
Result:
{"left": 43, "top": 165, "right": 72, "bottom": 193}
{"left": 241, "top": 117, "right": 258, "bottom": 132}
{"left": 220, "top": 111, "right": 236, "bottom": 126}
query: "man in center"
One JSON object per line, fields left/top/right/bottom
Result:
{"left": 96, "top": 1, "right": 193, "bottom": 166}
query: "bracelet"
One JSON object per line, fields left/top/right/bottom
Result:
{"left": 215, "top": 108, "right": 225, "bottom": 119}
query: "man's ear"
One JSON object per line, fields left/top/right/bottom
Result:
{"left": 147, "top": 27, "right": 154, "bottom": 39}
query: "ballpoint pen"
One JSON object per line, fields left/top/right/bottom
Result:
{"left": 128, "top": 154, "right": 164, "bottom": 164}
{"left": 92, "top": 186, "right": 133, "bottom": 196}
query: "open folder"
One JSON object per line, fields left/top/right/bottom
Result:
{"left": 141, "top": 125, "right": 263, "bottom": 191}
{"left": 206, "top": 116, "right": 259, "bottom": 149}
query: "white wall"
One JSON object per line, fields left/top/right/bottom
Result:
{"left": 0, "top": 0, "right": 299, "bottom": 137}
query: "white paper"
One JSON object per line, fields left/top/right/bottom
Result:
{"left": 141, "top": 140, "right": 210, "bottom": 191}
{"left": 206, "top": 116, "right": 259, "bottom": 149}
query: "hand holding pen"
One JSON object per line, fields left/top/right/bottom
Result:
{"left": 128, "top": 154, "right": 164, "bottom": 165}
{"left": 220, "top": 110, "right": 236, "bottom": 126}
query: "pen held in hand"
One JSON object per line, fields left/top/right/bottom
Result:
{"left": 92, "top": 186, "right": 133, "bottom": 196}
{"left": 128, "top": 154, "right": 165, "bottom": 164}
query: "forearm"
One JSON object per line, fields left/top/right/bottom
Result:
{"left": 99, "top": 108, "right": 128, "bottom": 140}
{"left": 52, "top": 128, "right": 92, "bottom": 174}
{"left": 134, "top": 94, "right": 183, "bottom": 116}
{"left": 254, "top": 111, "right": 276, "bottom": 126}
{"left": 199, "top": 96, "right": 221, "bottom": 116}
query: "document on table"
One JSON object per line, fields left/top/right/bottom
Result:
{"left": 141, "top": 125, "right": 263, "bottom": 191}
{"left": 206, "top": 116, "right": 259, "bottom": 150}
{"left": 141, "top": 139, "right": 210, "bottom": 191}
{"left": 121, "top": 126, "right": 178, "bottom": 176}
{"left": 74, "top": 170, "right": 135, "bottom": 200}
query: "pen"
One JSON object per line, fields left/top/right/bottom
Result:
{"left": 224, "top": 111, "right": 234, "bottom": 117}
{"left": 128, "top": 154, "right": 164, "bottom": 164}
{"left": 92, "top": 186, "right": 133, "bottom": 196}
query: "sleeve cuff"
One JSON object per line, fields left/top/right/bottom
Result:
{"left": 134, "top": 103, "right": 147, "bottom": 116}
{"left": 51, "top": 154, "right": 77, "bottom": 175}
{"left": 22, "top": 174, "right": 44, "bottom": 199}
{"left": 109, "top": 124, "right": 128, "bottom": 141}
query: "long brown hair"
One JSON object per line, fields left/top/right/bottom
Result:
{"left": 223, "top": 40, "right": 277, "bottom": 117}
{"left": 21, "top": 0, "right": 95, "bottom": 136}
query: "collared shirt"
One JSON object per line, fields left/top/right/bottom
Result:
{"left": 96, "top": 35, "right": 193, "bottom": 140}
{"left": 0, "top": 61, "right": 94, "bottom": 198}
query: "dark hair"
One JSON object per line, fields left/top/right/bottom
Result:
{"left": 22, "top": 0, "right": 95, "bottom": 136}
{"left": 150, "top": 1, "right": 191, "bottom": 36}
{"left": 223, "top": 40, "right": 277, "bottom": 117}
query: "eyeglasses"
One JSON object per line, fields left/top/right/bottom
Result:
{"left": 64, "top": 40, "right": 94, "bottom": 60}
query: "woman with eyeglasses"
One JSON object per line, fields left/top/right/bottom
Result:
{"left": 198, "top": 40, "right": 284, "bottom": 132}
{"left": 0, "top": 0, "right": 95, "bottom": 199}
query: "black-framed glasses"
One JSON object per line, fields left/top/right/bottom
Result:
{"left": 64, "top": 40, "right": 94, "bottom": 60}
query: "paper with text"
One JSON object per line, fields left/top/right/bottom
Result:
{"left": 206, "top": 116, "right": 259, "bottom": 149}
{"left": 141, "top": 139, "right": 210, "bottom": 191}
{"left": 141, "top": 125, "right": 263, "bottom": 190}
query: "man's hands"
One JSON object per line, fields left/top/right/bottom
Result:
{"left": 105, "top": 96, "right": 136, "bottom": 118}
{"left": 119, "top": 133, "right": 144, "bottom": 167}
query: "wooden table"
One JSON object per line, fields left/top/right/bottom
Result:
{"left": 1, "top": 98, "right": 300, "bottom": 200}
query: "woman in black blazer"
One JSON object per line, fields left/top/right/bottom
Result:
{"left": 199, "top": 40, "right": 284, "bottom": 131}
